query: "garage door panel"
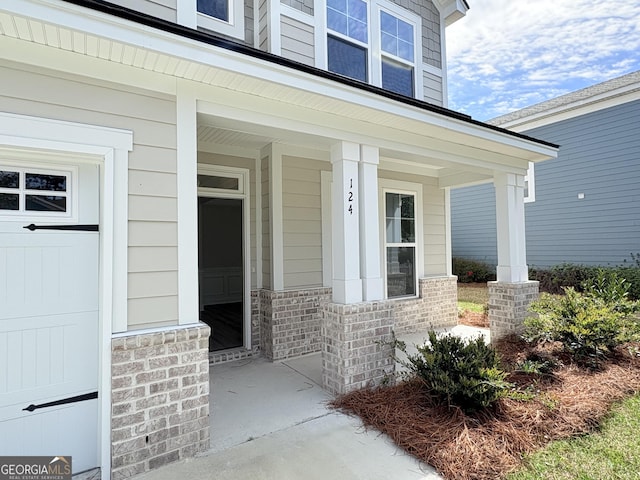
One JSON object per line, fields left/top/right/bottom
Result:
{"left": 0, "top": 234, "right": 98, "bottom": 320}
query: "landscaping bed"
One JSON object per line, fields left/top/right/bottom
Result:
{"left": 332, "top": 336, "right": 640, "bottom": 480}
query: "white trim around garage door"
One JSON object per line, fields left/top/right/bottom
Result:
{"left": 0, "top": 111, "right": 132, "bottom": 480}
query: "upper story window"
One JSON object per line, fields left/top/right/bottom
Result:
{"left": 326, "top": 0, "right": 420, "bottom": 97}
{"left": 197, "top": 0, "right": 244, "bottom": 40}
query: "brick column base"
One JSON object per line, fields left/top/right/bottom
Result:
{"left": 111, "top": 324, "right": 210, "bottom": 480}
{"left": 321, "top": 302, "right": 394, "bottom": 395}
{"left": 488, "top": 281, "right": 539, "bottom": 341}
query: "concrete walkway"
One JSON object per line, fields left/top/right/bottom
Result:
{"left": 134, "top": 326, "right": 488, "bottom": 480}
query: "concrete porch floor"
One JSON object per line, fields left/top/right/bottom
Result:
{"left": 134, "top": 326, "right": 488, "bottom": 480}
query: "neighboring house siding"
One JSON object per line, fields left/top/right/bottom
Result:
{"left": 450, "top": 183, "right": 497, "bottom": 265}
{"left": 197, "top": 152, "right": 258, "bottom": 288}
{"left": 109, "top": 0, "right": 177, "bottom": 22}
{"left": 281, "top": 15, "right": 315, "bottom": 66}
{"left": 281, "top": 0, "right": 314, "bottom": 16}
{"left": 0, "top": 64, "right": 179, "bottom": 329}
{"left": 282, "top": 156, "right": 326, "bottom": 289}
{"left": 524, "top": 99, "right": 640, "bottom": 267}
{"left": 451, "top": 99, "right": 640, "bottom": 268}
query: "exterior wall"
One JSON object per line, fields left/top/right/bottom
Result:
{"left": 109, "top": 0, "right": 177, "bottom": 22}
{"left": 260, "top": 287, "right": 332, "bottom": 360}
{"left": 392, "top": 276, "right": 457, "bottom": 334}
{"left": 258, "top": 0, "right": 269, "bottom": 51}
{"left": 111, "top": 324, "right": 210, "bottom": 480}
{"left": 452, "top": 99, "right": 640, "bottom": 268}
{"left": 423, "top": 69, "right": 444, "bottom": 106}
{"left": 281, "top": 15, "right": 315, "bottom": 66}
{"left": 282, "top": 156, "right": 328, "bottom": 289}
{"left": 0, "top": 64, "right": 179, "bottom": 330}
{"left": 281, "top": 0, "right": 314, "bottom": 15}
{"left": 261, "top": 156, "right": 272, "bottom": 288}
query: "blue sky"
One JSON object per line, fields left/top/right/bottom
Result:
{"left": 445, "top": 0, "right": 640, "bottom": 121}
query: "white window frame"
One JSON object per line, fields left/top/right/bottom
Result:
{"left": 323, "top": 0, "right": 422, "bottom": 98}
{"left": 0, "top": 162, "right": 78, "bottom": 222}
{"left": 197, "top": 0, "right": 245, "bottom": 40}
{"left": 379, "top": 178, "right": 423, "bottom": 300}
{"left": 524, "top": 162, "right": 535, "bottom": 203}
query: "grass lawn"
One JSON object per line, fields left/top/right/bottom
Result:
{"left": 458, "top": 283, "right": 488, "bottom": 316}
{"left": 508, "top": 394, "right": 640, "bottom": 480}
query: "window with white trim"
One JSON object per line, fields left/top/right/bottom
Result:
{"left": 197, "top": 0, "right": 245, "bottom": 39}
{"left": 326, "top": 0, "right": 420, "bottom": 97}
{"left": 0, "top": 165, "right": 75, "bottom": 219}
{"left": 384, "top": 191, "right": 417, "bottom": 297}
{"left": 524, "top": 162, "right": 535, "bottom": 203}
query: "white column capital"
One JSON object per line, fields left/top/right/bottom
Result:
{"left": 360, "top": 144, "right": 380, "bottom": 165}
{"left": 331, "top": 141, "right": 360, "bottom": 163}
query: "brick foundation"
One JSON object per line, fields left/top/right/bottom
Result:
{"left": 392, "top": 276, "right": 458, "bottom": 334}
{"left": 259, "top": 287, "right": 332, "bottom": 360}
{"left": 321, "top": 301, "right": 395, "bottom": 395}
{"left": 488, "top": 281, "right": 539, "bottom": 341}
{"left": 110, "top": 324, "right": 210, "bottom": 480}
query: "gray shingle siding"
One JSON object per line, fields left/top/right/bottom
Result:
{"left": 281, "top": 0, "right": 314, "bottom": 16}
{"left": 451, "top": 98, "right": 640, "bottom": 269}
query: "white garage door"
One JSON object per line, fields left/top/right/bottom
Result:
{"left": 0, "top": 161, "right": 100, "bottom": 474}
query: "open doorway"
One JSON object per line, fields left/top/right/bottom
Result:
{"left": 198, "top": 196, "right": 244, "bottom": 352}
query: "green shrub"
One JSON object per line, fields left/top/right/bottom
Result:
{"left": 452, "top": 257, "right": 496, "bottom": 283}
{"left": 524, "top": 272, "right": 640, "bottom": 366}
{"left": 396, "top": 331, "right": 510, "bottom": 411}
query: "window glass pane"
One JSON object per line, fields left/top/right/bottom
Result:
{"left": 386, "top": 246, "right": 415, "bottom": 297}
{"left": 380, "top": 11, "right": 396, "bottom": 35}
{"left": 382, "top": 58, "right": 414, "bottom": 97}
{"left": 327, "top": 36, "right": 368, "bottom": 82}
{"left": 327, "top": 0, "right": 346, "bottom": 11}
{"left": 398, "top": 20, "right": 413, "bottom": 44}
{"left": 197, "top": 0, "right": 228, "bottom": 21}
{"left": 198, "top": 175, "right": 239, "bottom": 190}
{"left": 397, "top": 40, "right": 413, "bottom": 62}
{"left": 0, "top": 193, "right": 19, "bottom": 210}
{"left": 348, "top": 18, "right": 368, "bottom": 43}
{"left": 0, "top": 171, "right": 19, "bottom": 188}
{"left": 327, "top": 9, "right": 348, "bottom": 35}
{"left": 381, "top": 33, "right": 397, "bottom": 56}
{"left": 25, "top": 173, "right": 67, "bottom": 191}
{"left": 386, "top": 193, "right": 414, "bottom": 243}
{"left": 348, "top": 0, "right": 367, "bottom": 23}
{"left": 25, "top": 195, "right": 67, "bottom": 212}
{"left": 328, "top": 0, "right": 367, "bottom": 42}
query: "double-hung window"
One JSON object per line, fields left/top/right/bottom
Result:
{"left": 384, "top": 191, "right": 417, "bottom": 298}
{"left": 326, "top": 0, "right": 419, "bottom": 97}
{"left": 197, "top": 0, "right": 244, "bottom": 39}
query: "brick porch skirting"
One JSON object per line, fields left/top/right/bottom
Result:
{"left": 110, "top": 324, "right": 210, "bottom": 480}
{"left": 488, "top": 281, "right": 539, "bottom": 341}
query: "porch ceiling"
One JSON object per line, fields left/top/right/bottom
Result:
{"left": 1, "top": 0, "right": 558, "bottom": 188}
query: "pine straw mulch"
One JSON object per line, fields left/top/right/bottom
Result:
{"left": 331, "top": 336, "right": 640, "bottom": 480}
{"left": 458, "top": 310, "right": 489, "bottom": 328}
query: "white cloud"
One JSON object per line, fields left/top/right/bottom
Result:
{"left": 445, "top": 0, "right": 640, "bottom": 120}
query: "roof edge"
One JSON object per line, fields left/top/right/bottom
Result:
{"left": 56, "top": 0, "right": 557, "bottom": 149}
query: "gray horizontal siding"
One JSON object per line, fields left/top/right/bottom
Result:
{"left": 451, "top": 99, "right": 640, "bottom": 269}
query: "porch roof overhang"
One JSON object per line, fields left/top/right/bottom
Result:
{"left": 0, "top": 0, "right": 558, "bottom": 189}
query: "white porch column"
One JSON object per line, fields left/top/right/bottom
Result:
{"left": 359, "top": 145, "right": 384, "bottom": 301}
{"left": 494, "top": 172, "right": 528, "bottom": 282}
{"left": 331, "top": 142, "right": 363, "bottom": 304}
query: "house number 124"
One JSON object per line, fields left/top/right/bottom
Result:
{"left": 347, "top": 178, "right": 354, "bottom": 215}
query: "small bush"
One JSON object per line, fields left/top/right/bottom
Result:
{"left": 452, "top": 257, "right": 496, "bottom": 283}
{"left": 524, "top": 272, "right": 640, "bottom": 366}
{"left": 396, "top": 331, "right": 510, "bottom": 411}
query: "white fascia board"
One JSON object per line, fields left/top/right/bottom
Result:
{"left": 497, "top": 86, "right": 640, "bottom": 132}
{"left": 5, "top": 0, "right": 554, "bottom": 164}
